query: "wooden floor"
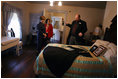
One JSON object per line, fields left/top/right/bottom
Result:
{"left": 1, "top": 39, "right": 60, "bottom": 78}
{"left": 1, "top": 45, "right": 37, "bottom": 78}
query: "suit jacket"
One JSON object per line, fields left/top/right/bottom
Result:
{"left": 37, "top": 22, "right": 46, "bottom": 38}
{"left": 66, "top": 19, "right": 87, "bottom": 43}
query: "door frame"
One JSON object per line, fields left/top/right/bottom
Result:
{"left": 44, "top": 8, "right": 68, "bottom": 44}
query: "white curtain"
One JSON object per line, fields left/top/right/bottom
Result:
{"left": 2, "top": 3, "right": 22, "bottom": 39}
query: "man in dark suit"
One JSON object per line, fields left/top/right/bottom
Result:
{"left": 37, "top": 16, "right": 47, "bottom": 54}
{"left": 66, "top": 14, "right": 87, "bottom": 45}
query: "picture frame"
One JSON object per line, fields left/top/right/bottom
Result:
{"left": 93, "top": 45, "right": 107, "bottom": 56}
{"left": 90, "top": 45, "right": 98, "bottom": 52}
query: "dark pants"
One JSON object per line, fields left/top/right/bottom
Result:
{"left": 69, "top": 36, "right": 85, "bottom": 45}
{"left": 37, "top": 37, "right": 47, "bottom": 54}
{"left": 67, "top": 35, "right": 71, "bottom": 44}
{"left": 46, "top": 37, "right": 51, "bottom": 43}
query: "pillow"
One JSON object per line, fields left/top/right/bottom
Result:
{"left": 90, "top": 40, "right": 117, "bottom": 57}
{"left": 103, "top": 43, "right": 117, "bottom": 75}
{"left": 103, "top": 43, "right": 117, "bottom": 59}
{"left": 91, "top": 40, "right": 110, "bottom": 48}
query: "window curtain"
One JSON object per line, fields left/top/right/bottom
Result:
{"left": 16, "top": 8, "right": 23, "bottom": 39}
{"left": 2, "top": 3, "right": 23, "bottom": 39}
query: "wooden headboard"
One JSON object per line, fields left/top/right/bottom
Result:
{"left": 103, "top": 15, "right": 117, "bottom": 45}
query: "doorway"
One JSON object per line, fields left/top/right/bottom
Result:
{"left": 43, "top": 9, "right": 67, "bottom": 44}
{"left": 51, "top": 16, "right": 63, "bottom": 43}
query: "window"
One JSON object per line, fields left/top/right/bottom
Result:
{"left": 8, "top": 13, "right": 22, "bottom": 39}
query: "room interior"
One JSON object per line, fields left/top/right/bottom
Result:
{"left": 1, "top": 1, "right": 117, "bottom": 78}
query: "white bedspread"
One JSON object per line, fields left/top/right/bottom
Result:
{"left": 1, "top": 37, "right": 19, "bottom": 46}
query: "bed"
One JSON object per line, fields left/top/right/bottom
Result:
{"left": 1, "top": 36, "right": 20, "bottom": 56}
{"left": 34, "top": 43, "right": 115, "bottom": 78}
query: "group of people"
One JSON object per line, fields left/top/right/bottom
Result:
{"left": 37, "top": 16, "right": 53, "bottom": 54}
{"left": 37, "top": 14, "right": 88, "bottom": 54}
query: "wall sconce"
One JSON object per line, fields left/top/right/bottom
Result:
{"left": 50, "top": 1, "right": 53, "bottom": 6}
{"left": 50, "top": 1, "right": 62, "bottom": 6}
{"left": 58, "top": 1, "right": 62, "bottom": 6}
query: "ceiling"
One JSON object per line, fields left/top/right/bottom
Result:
{"left": 27, "top": 1, "right": 107, "bottom": 9}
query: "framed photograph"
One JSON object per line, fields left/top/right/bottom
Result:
{"left": 93, "top": 45, "right": 107, "bottom": 56}
{"left": 90, "top": 45, "right": 98, "bottom": 52}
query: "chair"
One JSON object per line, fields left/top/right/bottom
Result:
{"left": 17, "top": 41, "right": 23, "bottom": 56}
{"left": 6, "top": 29, "right": 23, "bottom": 56}
{"left": 6, "top": 30, "right": 12, "bottom": 37}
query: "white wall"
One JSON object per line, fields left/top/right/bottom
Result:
{"left": 103, "top": 1, "right": 117, "bottom": 32}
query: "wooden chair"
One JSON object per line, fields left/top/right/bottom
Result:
{"left": 6, "top": 29, "right": 23, "bottom": 56}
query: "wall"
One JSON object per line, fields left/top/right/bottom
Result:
{"left": 103, "top": 1, "right": 117, "bottom": 32}
{"left": 1, "top": 2, "right": 3, "bottom": 37}
{"left": 51, "top": 12, "right": 65, "bottom": 19}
